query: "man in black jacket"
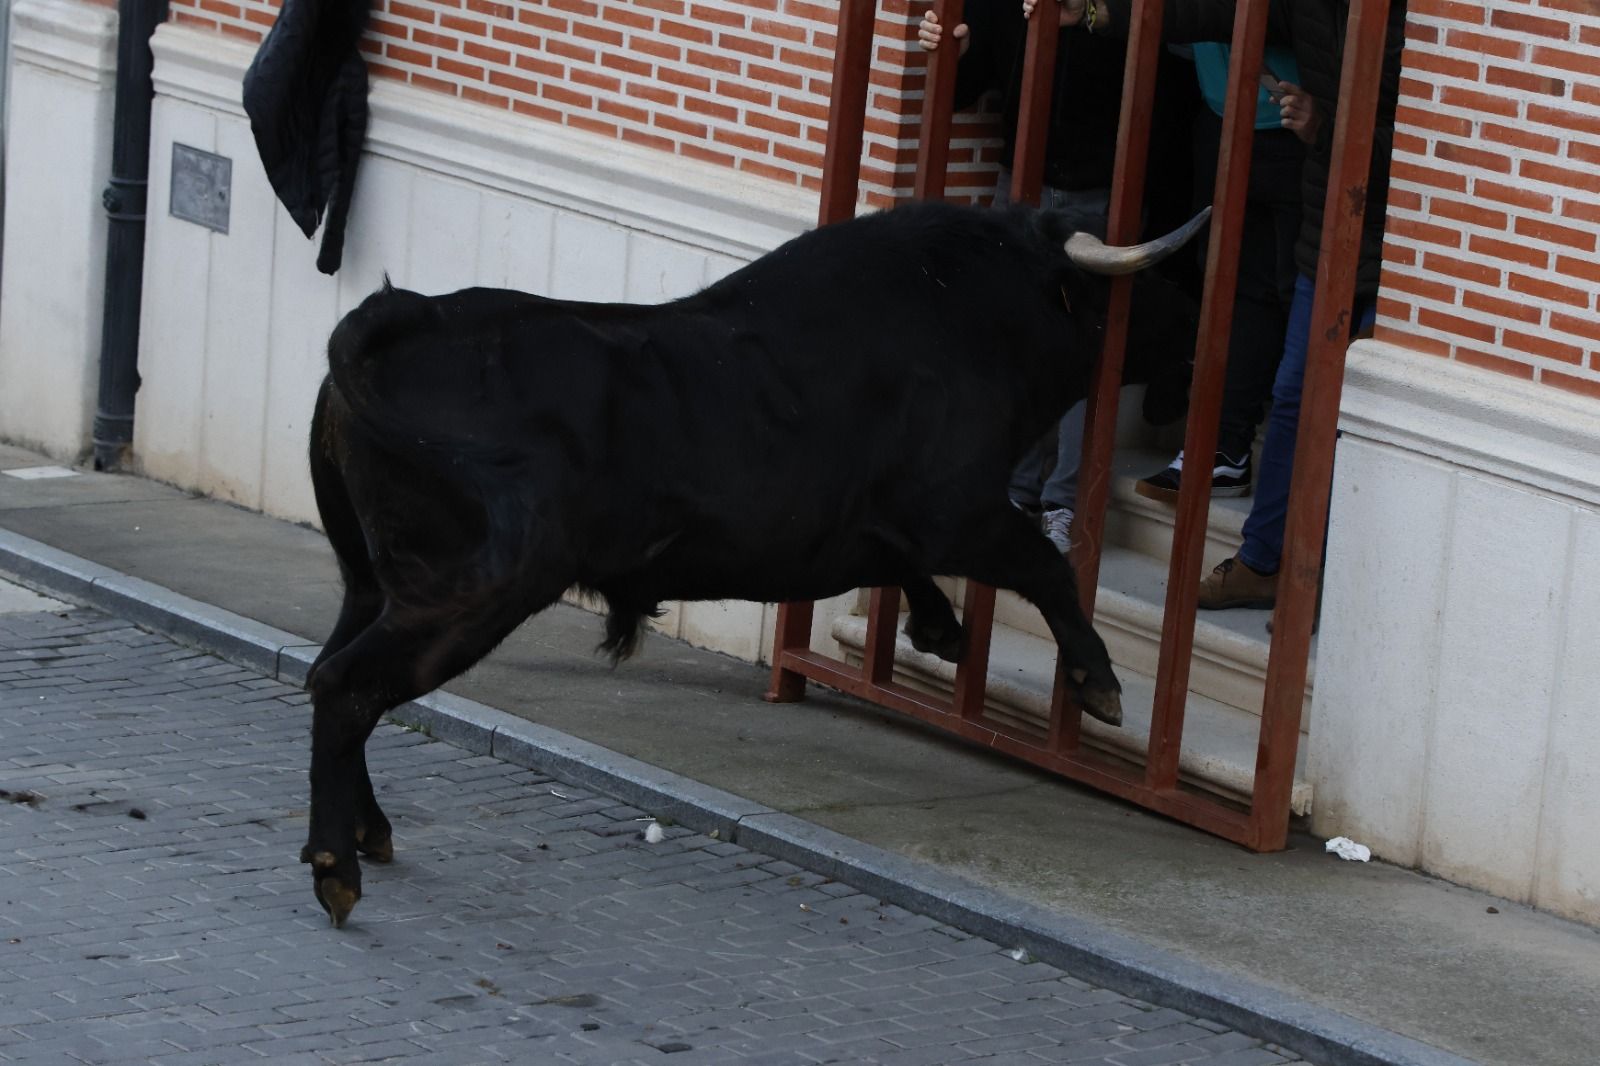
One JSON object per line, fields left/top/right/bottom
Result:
{"left": 1036, "top": 0, "right": 1408, "bottom": 610}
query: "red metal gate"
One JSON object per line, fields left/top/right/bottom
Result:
{"left": 767, "top": 0, "right": 1393, "bottom": 851}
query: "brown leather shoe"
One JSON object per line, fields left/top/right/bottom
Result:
{"left": 1198, "top": 555, "right": 1277, "bottom": 610}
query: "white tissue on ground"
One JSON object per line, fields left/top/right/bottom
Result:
{"left": 644, "top": 821, "right": 666, "bottom": 844}
{"left": 1325, "top": 836, "right": 1371, "bottom": 862}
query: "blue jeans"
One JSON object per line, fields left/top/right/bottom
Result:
{"left": 1236, "top": 274, "right": 1376, "bottom": 575}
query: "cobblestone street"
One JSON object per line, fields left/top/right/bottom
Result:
{"left": 0, "top": 599, "right": 1308, "bottom": 1065}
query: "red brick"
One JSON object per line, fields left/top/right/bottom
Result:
{"left": 1462, "top": 288, "right": 1544, "bottom": 324}
{"left": 1373, "top": 323, "right": 1452, "bottom": 357}
{"left": 1475, "top": 179, "right": 1555, "bottom": 213}
{"left": 752, "top": 16, "right": 809, "bottom": 42}
{"left": 1551, "top": 311, "right": 1600, "bottom": 344}
{"left": 773, "top": 141, "right": 825, "bottom": 169}
{"left": 1541, "top": 367, "right": 1600, "bottom": 400}
{"left": 1437, "top": 141, "right": 1514, "bottom": 173}
{"left": 781, "top": 46, "right": 834, "bottom": 73}
{"left": 390, "top": 1, "right": 437, "bottom": 23}
{"left": 1395, "top": 103, "right": 1473, "bottom": 137}
{"left": 1480, "top": 122, "right": 1562, "bottom": 156}
{"left": 1404, "top": 48, "right": 1482, "bottom": 80}
{"left": 1508, "top": 271, "right": 1590, "bottom": 307}
{"left": 1384, "top": 240, "right": 1419, "bottom": 267}
{"left": 567, "top": 114, "right": 620, "bottom": 139}
{"left": 1562, "top": 199, "right": 1600, "bottom": 226}
{"left": 632, "top": 37, "right": 683, "bottom": 61}
{"left": 653, "top": 113, "right": 707, "bottom": 138}
{"left": 1377, "top": 295, "right": 1415, "bottom": 323}
{"left": 1404, "top": 0, "right": 1485, "bottom": 23}
{"left": 517, "top": 8, "right": 570, "bottom": 32}
{"left": 1554, "top": 254, "right": 1600, "bottom": 286}
{"left": 1484, "top": 64, "right": 1566, "bottom": 94}
{"left": 1515, "top": 215, "right": 1599, "bottom": 252}
{"left": 681, "top": 143, "right": 736, "bottom": 168}
{"left": 1445, "top": 28, "right": 1524, "bottom": 59}
{"left": 488, "top": 69, "right": 543, "bottom": 94}
{"left": 575, "top": 68, "right": 625, "bottom": 93}
{"left": 465, "top": 0, "right": 514, "bottom": 16}
{"left": 1384, "top": 268, "right": 1461, "bottom": 304}
{"left": 370, "top": 62, "right": 407, "bottom": 81}
{"left": 688, "top": 47, "right": 741, "bottom": 73}
{"left": 1469, "top": 233, "right": 1553, "bottom": 269}
{"left": 689, "top": 3, "right": 745, "bottom": 26}
{"left": 720, "top": 32, "right": 777, "bottom": 59}
{"left": 217, "top": 21, "right": 263, "bottom": 43}
{"left": 437, "top": 58, "right": 486, "bottom": 80}
{"left": 716, "top": 79, "right": 772, "bottom": 106}
{"left": 440, "top": 15, "right": 488, "bottom": 35}
{"left": 511, "top": 99, "right": 563, "bottom": 123}
{"left": 602, "top": 51, "right": 653, "bottom": 76}
{"left": 1399, "top": 76, "right": 1437, "bottom": 103}
{"left": 411, "top": 73, "right": 457, "bottom": 95}
{"left": 1522, "top": 158, "right": 1599, "bottom": 189}
{"left": 1423, "top": 250, "right": 1503, "bottom": 285}
{"left": 632, "top": 0, "right": 686, "bottom": 12}
{"left": 1456, "top": 347, "right": 1537, "bottom": 378}
{"left": 1535, "top": 0, "right": 1600, "bottom": 14}
{"left": 1388, "top": 215, "right": 1465, "bottom": 248}
{"left": 625, "top": 81, "right": 677, "bottom": 105}
{"left": 595, "top": 96, "right": 648, "bottom": 123}
{"left": 1489, "top": 7, "right": 1572, "bottom": 35}
{"left": 606, "top": 6, "right": 655, "bottom": 29}
{"left": 1392, "top": 130, "right": 1430, "bottom": 157}
{"left": 370, "top": 16, "right": 407, "bottom": 37}
{"left": 574, "top": 21, "right": 625, "bottom": 45}
{"left": 660, "top": 66, "right": 711, "bottom": 91}
{"left": 712, "top": 127, "right": 769, "bottom": 153}
{"left": 462, "top": 86, "right": 513, "bottom": 110}
{"left": 463, "top": 41, "right": 512, "bottom": 65}
{"left": 1419, "top": 307, "right": 1499, "bottom": 343}
{"left": 777, "top": 94, "right": 830, "bottom": 122}
{"left": 1440, "top": 85, "right": 1520, "bottom": 118}
{"left": 547, "top": 0, "right": 599, "bottom": 15}
{"left": 412, "top": 29, "right": 460, "bottom": 51}
{"left": 545, "top": 39, "right": 597, "bottom": 63}
{"left": 1388, "top": 188, "right": 1425, "bottom": 213}
{"left": 1390, "top": 159, "right": 1470, "bottom": 193}
{"left": 386, "top": 43, "right": 434, "bottom": 67}
{"left": 740, "top": 157, "right": 801, "bottom": 184}
{"left": 542, "top": 83, "right": 595, "bottom": 108}
{"left": 1530, "top": 44, "right": 1600, "bottom": 76}
{"left": 1506, "top": 329, "right": 1585, "bottom": 363}
{"left": 745, "top": 62, "right": 805, "bottom": 89}
{"left": 491, "top": 25, "right": 540, "bottom": 49}
{"left": 514, "top": 54, "right": 565, "bottom": 78}
{"left": 1406, "top": 22, "right": 1441, "bottom": 45}
{"left": 659, "top": 18, "right": 714, "bottom": 44}
{"left": 1528, "top": 103, "right": 1600, "bottom": 138}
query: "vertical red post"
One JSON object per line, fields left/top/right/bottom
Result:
{"left": 766, "top": 0, "right": 878, "bottom": 703}
{"left": 914, "top": 0, "right": 965, "bottom": 203}
{"left": 1251, "top": 0, "right": 1392, "bottom": 849}
{"left": 1145, "top": 2, "right": 1271, "bottom": 790}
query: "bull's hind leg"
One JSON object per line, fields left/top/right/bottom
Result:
{"left": 940, "top": 507, "right": 1123, "bottom": 726}
{"left": 303, "top": 593, "right": 549, "bottom": 927}
{"left": 899, "top": 575, "right": 964, "bottom": 663}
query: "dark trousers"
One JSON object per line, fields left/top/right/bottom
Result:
{"left": 1191, "top": 109, "right": 1304, "bottom": 461}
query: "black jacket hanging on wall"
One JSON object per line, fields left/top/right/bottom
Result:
{"left": 242, "top": 0, "right": 372, "bottom": 275}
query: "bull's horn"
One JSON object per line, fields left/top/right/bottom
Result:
{"left": 1064, "top": 206, "right": 1212, "bottom": 276}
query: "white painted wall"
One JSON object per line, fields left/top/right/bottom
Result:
{"left": 0, "top": 0, "right": 116, "bottom": 461}
{"left": 134, "top": 24, "right": 852, "bottom": 664}
{"left": 1313, "top": 341, "right": 1600, "bottom": 927}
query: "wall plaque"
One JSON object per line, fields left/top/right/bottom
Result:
{"left": 170, "top": 144, "right": 231, "bottom": 234}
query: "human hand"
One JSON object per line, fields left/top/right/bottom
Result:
{"left": 1273, "top": 81, "right": 1320, "bottom": 145}
{"left": 918, "top": 10, "right": 970, "bottom": 54}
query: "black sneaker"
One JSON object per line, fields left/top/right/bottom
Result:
{"left": 1134, "top": 449, "right": 1252, "bottom": 503}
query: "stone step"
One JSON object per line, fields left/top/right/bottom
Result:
{"left": 978, "top": 545, "right": 1314, "bottom": 726}
{"left": 1104, "top": 448, "right": 1252, "bottom": 574}
{"left": 830, "top": 612, "right": 1312, "bottom": 817}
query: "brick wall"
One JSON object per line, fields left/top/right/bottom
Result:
{"left": 1377, "top": 0, "right": 1600, "bottom": 401}
{"left": 165, "top": 0, "right": 1003, "bottom": 208}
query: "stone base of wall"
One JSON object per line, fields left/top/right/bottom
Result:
{"left": 131, "top": 23, "right": 849, "bottom": 665}
{"left": 1313, "top": 340, "right": 1600, "bottom": 926}
{"left": 0, "top": 0, "right": 118, "bottom": 461}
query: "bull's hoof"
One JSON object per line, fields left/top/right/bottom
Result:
{"left": 357, "top": 831, "right": 394, "bottom": 864}
{"left": 1080, "top": 687, "right": 1123, "bottom": 727}
{"left": 308, "top": 849, "right": 362, "bottom": 928}
{"left": 903, "top": 616, "right": 965, "bottom": 664}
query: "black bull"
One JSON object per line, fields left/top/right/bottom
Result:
{"left": 301, "top": 200, "right": 1207, "bottom": 925}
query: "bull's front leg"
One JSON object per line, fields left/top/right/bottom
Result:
{"left": 301, "top": 669, "right": 389, "bottom": 928}
{"left": 943, "top": 507, "right": 1123, "bottom": 726}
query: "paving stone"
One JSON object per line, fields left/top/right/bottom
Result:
{"left": 0, "top": 606, "right": 1307, "bottom": 1066}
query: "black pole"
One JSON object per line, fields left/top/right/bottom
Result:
{"left": 93, "top": 0, "right": 169, "bottom": 471}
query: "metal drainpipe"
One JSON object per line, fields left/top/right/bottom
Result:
{"left": 92, "top": 0, "right": 169, "bottom": 471}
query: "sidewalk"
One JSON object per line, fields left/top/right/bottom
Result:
{"left": 3, "top": 442, "right": 1597, "bottom": 1066}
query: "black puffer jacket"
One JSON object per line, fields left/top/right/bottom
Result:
{"left": 1101, "top": 0, "right": 1408, "bottom": 297}
{"left": 242, "top": 0, "right": 372, "bottom": 275}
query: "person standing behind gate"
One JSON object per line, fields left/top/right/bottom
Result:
{"left": 917, "top": 2, "right": 1197, "bottom": 556}
{"left": 1132, "top": 42, "right": 1305, "bottom": 505}
{"left": 1031, "top": 0, "right": 1407, "bottom": 611}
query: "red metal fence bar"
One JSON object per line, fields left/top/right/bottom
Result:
{"left": 1251, "top": 0, "right": 1392, "bottom": 851}
{"left": 764, "top": 0, "right": 1392, "bottom": 854}
{"left": 1147, "top": 2, "right": 1273, "bottom": 794}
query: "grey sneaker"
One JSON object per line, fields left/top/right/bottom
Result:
{"left": 1043, "top": 507, "right": 1074, "bottom": 555}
